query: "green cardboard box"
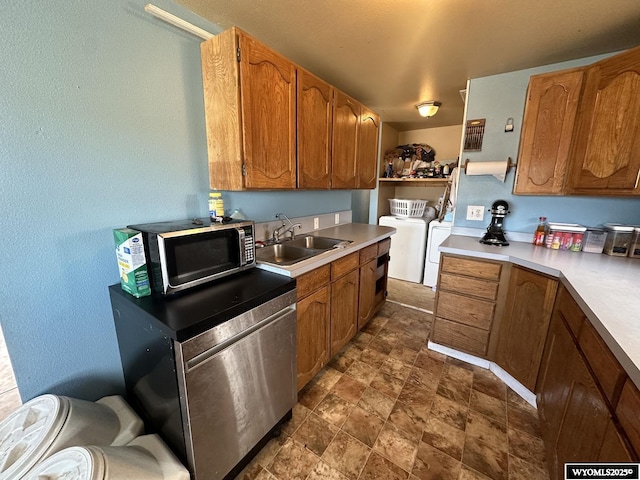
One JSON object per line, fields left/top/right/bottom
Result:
{"left": 113, "top": 228, "right": 151, "bottom": 298}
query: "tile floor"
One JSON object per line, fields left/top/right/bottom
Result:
{"left": 236, "top": 285, "right": 550, "bottom": 480}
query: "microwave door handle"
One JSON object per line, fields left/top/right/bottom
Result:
{"left": 238, "top": 228, "right": 247, "bottom": 266}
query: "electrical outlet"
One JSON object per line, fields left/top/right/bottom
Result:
{"left": 314, "top": 217, "right": 319, "bottom": 230}
{"left": 466, "top": 205, "right": 485, "bottom": 221}
{"left": 335, "top": 213, "right": 340, "bottom": 225}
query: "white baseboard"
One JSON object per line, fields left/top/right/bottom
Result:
{"left": 427, "top": 341, "right": 537, "bottom": 408}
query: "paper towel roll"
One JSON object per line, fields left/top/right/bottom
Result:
{"left": 465, "top": 160, "right": 510, "bottom": 182}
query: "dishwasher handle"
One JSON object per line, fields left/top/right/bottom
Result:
{"left": 185, "top": 304, "right": 296, "bottom": 372}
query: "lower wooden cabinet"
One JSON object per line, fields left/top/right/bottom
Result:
{"left": 494, "top": 266, "right": 558, "bottom": 391}
{"left": 330, "top": 268, "right": 359, "bottom": 355}
{"left": 295, "top": 238, "right": 390, "bottom": 390}
{"left": 296, "top": 286, "right": 330, "bottom": 390}
{"left": 537, "top": 287, "right": 638, "bottom": 478}
{"left": 432, "top": 254, "right": 507, "bottom": 358}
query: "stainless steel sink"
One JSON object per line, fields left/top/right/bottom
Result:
{"left": 255, "top": 243, "right": 319, "bottom": 266}
{"left": 287, "top": 236, "right": 351, "bottom": 250}
{"left": 255, "top": 236, "right": 352, "bottom": 266}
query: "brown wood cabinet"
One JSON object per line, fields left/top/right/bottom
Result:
{"left": 201, "top": 27, "right": 296, "bottom": 190}
{"left": 358, "top": 238, "right": 390, "bottom": 329}
{"left": 566, "top": 45, "right": 640, "bottom": 195}
{"left": 494, "top": 266, "right": 558, "bottom": 391}
{"left": 431, "top": 254, "right": 507, "bottom": 358}
{"left": 513, "top": 68, "right": 583, "bottom": 195}
{"left": 357, "top": 107, "right": 380, "bottom": 189}
{"left": 201, "top": 27, "right": 380, "bottom": 191}
{"left": 295, "top": 238, "right": 391, "bottom": 390}
{"left": 514, "top": 45, "right": 640, "bottom": 197}
{"left": 331, "top": 91, "right": 360, "bottom": 189}
{"left": 297, "top": 69, "right": 333, "bottom": 189}
{"left": 536, "top": 285, "right": 638, "bottom": 478}
{"left": 330, "top": 252, "right": 360, "bottom": 355}
{"left": 295, "top": 265, "right": 331, "bottom": 390}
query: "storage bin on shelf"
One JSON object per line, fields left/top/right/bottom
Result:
{"left": 389, "top": 199, "right": 427, "bottom": 217}
{"left": 545, "top": 223, "right": 586, "bottom": 251}
{"left": 582, "top": 228, "right": 608, "bottom": 254}
{"left": 630, "top": 227, "right": 640, "bottom": 258}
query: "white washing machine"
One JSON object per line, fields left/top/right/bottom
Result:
{"left": 423, "top": 220, "right": 452, "bottom": 288}
{"left": 378, "top": 216, "right": 429, "bottom": 283}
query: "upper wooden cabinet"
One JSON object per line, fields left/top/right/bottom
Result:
{"left": 201, "top": 27, "right": 296, "bottom": 190}
{"left": 201, "top": 27, "right": 380, "bottom": 191}
{"left": 297, "top": 69, "right": 333, "bottom": 189}
{"left": 332, "top": 91, "right": 360, "bottom": 189}
{"left": 513, "top": 68, "right": 583, "bottom": 195}
{"left": 566, "top": 46, "right": 640, "bottom": 195}
{"left": 357, "top": 107, "right": 380, "bottom": 189}
{"left": 514, "top": 45, "right": 640, "bottom": 196}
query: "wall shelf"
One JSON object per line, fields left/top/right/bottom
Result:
{"left": 379, "top": 178, "right": 449, "bottom": 187}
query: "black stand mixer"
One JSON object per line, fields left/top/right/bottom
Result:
{"left": 480, "top": 200, "right": 510, "bottom": 246}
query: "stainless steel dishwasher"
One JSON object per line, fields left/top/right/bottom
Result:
{"left": 175, "top": 290, "right": 297, "bottom": 480}
{"left": 110, "top": 269, "right": 297, "bottom": 480}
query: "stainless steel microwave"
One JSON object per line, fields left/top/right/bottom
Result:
{"left": 128, "top": 218, "right": 256, "bottom": 295}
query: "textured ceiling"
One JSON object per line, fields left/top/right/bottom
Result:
{"left": 174, "top": 0, "right": 640, "bottom": 131}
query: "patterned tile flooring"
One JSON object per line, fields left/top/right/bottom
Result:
{"left": 236, "top": 300, "right": 550, "bottom": 480}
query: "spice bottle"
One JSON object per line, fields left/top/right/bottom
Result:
{"left": 533, "top": 216, "right": 547, "bottom": 246}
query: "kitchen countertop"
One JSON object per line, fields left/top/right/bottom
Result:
{"left": 440, "top": 234, "right": 640, "bottom": 390}
{"left": 255, "top": 223, "right": 395, "bottom": 278}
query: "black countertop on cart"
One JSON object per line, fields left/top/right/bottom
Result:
{"left": 109, "top": 269, "right": 296, "bottom": 342}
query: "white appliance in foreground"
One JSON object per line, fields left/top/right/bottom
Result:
{"left": 378, "top": 216, "right": 428, "bottom": 283}
{"left": 423, "top": 220, "right": 453, "bottom": 288}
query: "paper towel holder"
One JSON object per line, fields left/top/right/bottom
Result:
{"left": 462, "top": 157, "right": 516, "bottom": 174}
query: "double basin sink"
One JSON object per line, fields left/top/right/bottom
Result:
{"left": 256, "top": 235, "right": 352, "bottom": 266}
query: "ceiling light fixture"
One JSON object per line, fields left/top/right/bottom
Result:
{"left": 416, "top": 101, "right": 441, "bottom": 118}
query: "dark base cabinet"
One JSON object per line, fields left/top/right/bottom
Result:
{"left": 536, "top": 286, "right": 636, "bottom": 480}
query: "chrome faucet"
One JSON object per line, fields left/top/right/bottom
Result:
{"left": 273, "top": 213, "right": 302, "bottom": 242}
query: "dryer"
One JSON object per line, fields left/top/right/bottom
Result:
{"left": 378, "top": 216, "right": 429, "bottom": 283}
{"left": 423, "top": 220, "right": 452, "bottom": 288}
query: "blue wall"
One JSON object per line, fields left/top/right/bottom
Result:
{"left": 0, "top": 1, "right": 351, "bottom": 401}
{"left": 454, "top": 55, "right": 640, "bottom": 233}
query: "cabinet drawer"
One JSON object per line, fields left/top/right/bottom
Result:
{"left": 579, "top": 321, "right": 627, "bottom": 406}
{"left": 296, "top": 265, "right": 330, "bottom": 299}
{"left": 359, "top": 244, "right": 378, "bottom": 264}
{"left": 441, "top": 255, "right": 502, "bottom": 281}
{"left": 616, "top": 379, "right": 640, "bottom": 456}
{"left": 378, "top": 238, "right": 391, "bottom": 256}
{"left": 436, "top": 290, "right": 495, "bottom": 330}
{"left": 556, "top": 286, "right": 585, "bottom": 338}
{"left": 331, "top": 252, "right": 359, "bottom": 280}
{"left": 439, "top": 273, "right": 498, "bottom": 300}
{"left": 432, "top": 317, "right": 489, "bottom": 357}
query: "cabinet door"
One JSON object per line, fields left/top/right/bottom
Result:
{"left": 566, "top": 46, "right": 640, "bottom": 195}
{"left": 358, "top": 258, "right": 377, "bottom": 329}
{"left": 331, "top": 90, "right": 360, "bottom": 189}
{"left": 536, "top": 314, "right": 576, "bottom": 479}
{"left": 357, "top": 107, "right": 380, "bottom": 189}
{"left": 494, "top": 266, "right": 558, "bottom": 391}
{"left": 513, "top": 68, "right": 583, "bottom": 195}
{"left": 239, "top": 32, "right": 297, "bottom": 189}
{"left": 598, "top": 419, "right": 635, "bottom": 462}
{"left": 330, "top": 269, "right": 359, "bottom": 355}
{"left": 297, "top": 69, "right": 333, "bottom": 189}
{"left": 297, "top": 286, "right": 331, "bottom": 391}
{"left": 555, "top": 345, "right": 611, "bottom": 475}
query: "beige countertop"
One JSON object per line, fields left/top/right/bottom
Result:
{"left": 440, "top": 234, "right": 640, "bottom": 390}
{"left": 255, "top": 223, "right": 395, "bottom": 278}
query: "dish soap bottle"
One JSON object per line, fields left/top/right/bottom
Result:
{"left": 533, "top": 216, "right": 547, "bottom": 246}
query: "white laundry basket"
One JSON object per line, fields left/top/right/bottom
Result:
{"left": 0, "top": 394, "right": 143, "bottom": 480}
{"left": 389, "top": 199, "right": 427, "bottom": 217}
{"left": 21, "top": 435, "right": 190, "bottom": 480}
